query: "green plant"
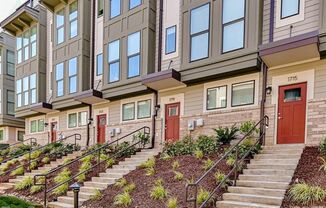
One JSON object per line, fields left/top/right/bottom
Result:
{"left": 106, "top": 158, "right": 115, "bottom": 167}
{"left": 77, "top": 173, "right": 86, "bottom": 183}
{"left": 41, "top": 157, "right": 51, "bottom": 164}
{"left": 239, "top": 121, "right": 259, "bottom": 138}
{"left": 14, "top": 176, "right": 33, "bottom": 190}
{"left": 160, "top": 153, "right": 172, "bottom": 160}
{"left": 163, "top": 136, "right": 196, "bottom": 156}
{"left": 172, "top": 160, "right": 180, "bottom": 170}
{"left": 166, "top": 197, "right": 178, "bottom": 208}
{"left": 53, "top": 184, "right": 69, "bottom": 196}
{"left": 30, "top": 161, "right": 38, "bottom": 170}
{"left": 226, "top": 155, "right": 236, "bottom": 166}
{"left": 114, "top": 191, "right": 132, "bottom": 207}
{"left": 289, "top": 183, "right": 326, "bottom": 205}
{"left": 10, "top": 166, "right": 24, "bottom": 176}
{"left": 196, "top": 135, "right": 218, "bottom": 154}
{"left": 63, "top": 158, "right": 73, "bottom": 164}
{"left": 140, "top": 157, "right": 155, "bottom": 169}
{"left": 115, "top": 141, "right": 137, "bottom": 157}
{"left": 214, "top": 124, "right": 239, "bottom": 144}
{"left": 214, "top": 171, "right": 229, "bottom": 189}
{"left": 174, "top": 171, "right": 184, "bottom": 181}
{"left": 319, "top": 137, "right": 326, "bottom": 154}
{"left": 319, "top": 157, "right": 326, "bottom": 172}
{"left": 30, "top": 176, "right": 45, "bottom": 194}
{"left": 197, "top": 188, "right": 210, "bottom": 205}
{"left": 146, "top": 167, "right": 155, "bottom": 176}
{"left": 91, "top": 189, "right": 103, "bottom": 201}
{"left": 194, "top": 150, "right": 204, "bottom": 159}
{"left": 123, "top": 183, "right": 136, "bottom": 193}
{"left": 53, "top": 168, "right": 71, "bottom": 195}
{"left": 203, "top": 159, "right": 214, "bottom": 171}
{"left": 115, "top": 178, "right": 128, "bottom": 188}
{"left": 0, "top": 196, "right": 42, "bottom": 208}
{"left": 30, "top": 150, "right": 42, "bottom": 160}
{"left": 150, "top": 180, "right": 168, "bottom": 200}
{"left": 133, "top": 132, "right": 150, "bottom": 148}
{"left": 81, "top": 155, "right": 93, "bottom": 163}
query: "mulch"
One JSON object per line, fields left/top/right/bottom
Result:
{"left": 282, "top": 146, "right": 326, "bottom": 207}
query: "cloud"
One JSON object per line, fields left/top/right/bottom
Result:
{"left": 0, "top": 0, "right": 27, "bottom": 22}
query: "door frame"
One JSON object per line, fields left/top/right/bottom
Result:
{"left": 97, "top": 114, "right": 107, "bottom": 144}
{"left": 50, "top": 122, "right": 58, "bottom": 143}
{"left": 165, "top": 102, "right": 181, "bottom": 142}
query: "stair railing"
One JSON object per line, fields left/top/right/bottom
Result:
{"left": 0, "top": 137, "right": 37, "bottom": 151}
{"left": 33, "top": 126, "right": 150, "bottom": 208}
{"left": 185, "top": 116, "right": 269, "bottom": 208}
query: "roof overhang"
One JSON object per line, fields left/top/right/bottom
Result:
{"left": 142, "top": 69, "right": 186, "bottom": 91}
{"left": 74, "top": 89, "right": 105, "bottom": 105}
{"left": 30, "top": 102, "right": 55, "bottom": 114}
{"left": 0, "top": 6, "right": 39, "bottom": 36}
{"left": 259, "top": 31, "right": 320, "bottom": 68}
{"left": 39, "top": 0, "right": 68, "bottom": 12}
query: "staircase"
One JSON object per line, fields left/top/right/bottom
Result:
{"left": 217, "top": 144, "right": 304, "bottom": 208}
{"left": 0, "top": 151, "right": 82, "bottom": 193}
{"left": 48, "top": 148, "right": 160, "bottom": 208}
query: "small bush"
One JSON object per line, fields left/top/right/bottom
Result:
{"left": 150, "top": 181, "right": 168, "bottom": 200}
{"left": 30, "top": 185, "right": 44, "bottom": 194}
{"left": 53, "top": 184, "right": 69, "bottom": 196}
{"left": 214, "top": 171, "right": 229, "bottom": 189}
{"left": 172, "top": 160, "right": 180, "bottom": 170}
{"left": 133, "top": 132, "right": 150, "bottom": 148}
{"left": 14, "top": 176, "right": 33, "bottom": 190}
{"left": 81, "top": 155, "right": 93, "bottom": 163}
{"left": 115, "top": 142, "right": 136, "bottom": 157}
{"left": 319, "top": 157, "right": 326, "bottom": 172}
{"left": 53, "top": 168, "right": 71, "bottom": 195}
{"left": 123, "top": 183, "right": 136, "bottom": 193}
{"left": 115, "top": 178, "right": 128, "bottom": 188}
{"left": 319, "top": 138, "right": 326, "bottom": 154}
{"left": 203, "top": 159, "right": 214, "bottom": 171}
{"left": 239, "top": 121, "right": 259, "bottom": 138}
{"left": 41, "top": 157, "right": 51, "bottom": 164}
{"left": 30, "top": 161, "right": 38, "bottom": 170}
{"left": 196, "top": 135, "right": 218, "bottom": 154}
{"left": 194, "top": 150, "right": 204, "bottom": 159}
{"left": 63, "top": 158, "right": 73, "bottom": 165}
{"left": 106, "top": 158, "right": 115, "bottom": 168}
{"left": 30, "top": 150, "right": 42, "bottom": 160}
{"left": 91, "top": 189, "right": 103, "bottom": 201}
{"left": 289, "top": 183, "right": 326, "bottom": 205}
{"left": 113, "top": 191, "right": 132, "bottom": 207}
{"left": 0, "top": 196, "right": 41, "bottom": 208}
{"left": 167, "top": 197, "right": 178, "bottom": 208}
{"left": 10, "top": 166, "right": 24, "bottom": 176}
{"left": 160, "top": 153, "right": 172, "bottom": 161}
{"left": 146, "top": 167, "right": 155, "bottom": 176}
{"left": 174, "top": 171, "right": 184, "bottom": 181}
{"left": 197, "top": 188, "right": 210, "bottom": 205}
{"left": 214, "top": 124, "right": 239, "bottom": 144}
{"left": 226, "top": 155, "right": 236, "bottom": 167}
{"left": 77, "top": 173, "right": 86, "bottom": 183}
{"left": 140, "top": 157, "right": 155, "bottom": 169}
{"left": 163, "top": 136, "right": 196, "bottom": 156}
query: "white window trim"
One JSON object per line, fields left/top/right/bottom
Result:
{"left": 15, "top": 128, "right": 25, "bottom": 142}
{"left": 66, "top": 108, "right": 89, "bottom": 129}
{"left": 203, "top": 73, "right": 259, "bottom": 113}
{"left": 275, "top": 0, "right": 305, "bottom": 28}
{"left": 29, "top": 116, "right": 46, "bottom": 134}
{"left": 120, "top": 95, "right": 153, "bottom": 123}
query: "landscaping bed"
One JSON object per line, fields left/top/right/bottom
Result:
{"left": 0, "top": 195, "right": 42, "bottom": 208}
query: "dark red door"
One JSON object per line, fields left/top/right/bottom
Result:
{"left": 277, "top": 83, "right": 307, "bottom": 144}
{"left": 51, "top": 122, "right": 58, "bottom": 143}
{"left": 165, "top": 103, "right": 180, "bottom": 142}
{"left": 97, "top": 114, "right": 107, "bottom": 144}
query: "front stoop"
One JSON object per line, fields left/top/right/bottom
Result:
{"left": 216, "top": 144, "right": 304, "bottom": 208}
{"left": 48, "top": 149, "right": 160, "bottom": 208}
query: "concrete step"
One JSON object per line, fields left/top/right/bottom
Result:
{"left": 223, "top": 193, "right": 283, "bottom": 206}
{"left": 263, "top": 144, "right": 305, "bottom": 150}
{"left": 250, "top": 159, "right": 299, "bottom": 165}
{"left": 228, "top": 186, "right": 285, "bottom": 197}
{"left": 57, "top": 196, "right": 87, "bottom": 205}
{"left": 106, "top": 168, "right": 130, "bottom": 174}
{"left": 80, "top": 186, "right": 98, "bottom": 193}
{"left": 99, "top": 172, "right": 124, "bottom": 178}
{"left": 112, "top": 164, "right": 137, "bottom": 170}
{"left": 48, "top": 202, "right": 74, "bottom": 208}
{"left": 261, "top": 149, "right": 302, "bottom": 154}
{"left": 247, "top": 164, "right": 297, "bottom": 170}
{"left": 216, "top": 200, "right": 279, "bottom": 208}
{"left": 0, "top": 183, "right": 15, "bottom": 189}
{"left": 237, "top": 180, "right": 289, "bottom": 189}
{"left": 239, "top": 174, "right": 292, "bottom": 183}
{"left": 243, "top": 169, "right": 294, "bottom": 176}
{"left": 119, "top": 160, "right": 146, "bottom": 165}
{"left": 91, "top": 177, "right": 116, "bottom": 184}
{"left": 83, "top": 181, "right": 108, "bottom": 189}
{"left": 255, "top": 153, "right": 301, "bottom": 159}
{"left": 67, "top": 190, "right": 93, "bottom": 199}
{"left": 8, "top": 178, "right": 23, "bottom": 183}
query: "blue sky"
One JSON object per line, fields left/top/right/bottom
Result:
{"left": 0, "top": 0, "right": 26, "bottom": 22}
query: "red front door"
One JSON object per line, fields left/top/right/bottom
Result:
{"left": 277, "top": 83, "right": 307, "bottom": 144}
{"left": 51, "top": 122, "right": 58, "bottom": 143}
{"left": 165, "top": 103, "right": 180, "bottom": 142}
{"left": 97, "top": 114, "right": 107, "bottom": 144}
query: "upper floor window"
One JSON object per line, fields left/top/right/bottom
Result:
{"left": 127, "top": 32, "right": 141, "bottom": 78}
{"left": 7, "top": 50, "right": 15, "bottom": 76}
{"left": 231, "top": 80, "right": 255, "bottom": 107}
{"left": 110, "top": 0, "right": 121, "bottom": 19}
{"left": 23, "top": 76, "right": 29, "bottom": 106}
{"left": 281, "top": 0, "right": 300, "bottom": 19}
{"left": 23, "top": 31, "right": 30, "bottom": 61}
{"left": 69, "top": 1, "right": 78, "bottom": 38}
{"left": 30, "top": 27, "right": 37, "bottom": 57}
{"left": 129, "top": 0, "right": 141, "bottom": 10}
{"left": 190, "top": 4, "right": 210, "bottom": 62}
{"left": 7, "top": 90, "right": 15, "bottom": 116}
{"left": 56, "top": 9, "right": 65, "bottom": 45}
{"left": 17, "top": 36, "right": 22, "bottom": 64}
{"left": 98, "top": 0, "right": 104, "bottom": 17}
{"left": 16, "top": 79, "right": 22, "bottom": 107}
{"left": 222, "top": 0, "right": 245, "bottom": 53}
{"left": 166, "top": 26, "right": 176, "bottom": 54}
{"left": 30, "top": 73, "right": 37, "bottom": 104}
{"left": 108, "top": 40, "right": 120, "bottom": 82}
{"left": 69, "top": 57, "right": 78, "bottom": 94}
{"left": 56, "top": 63, "right": 64, "bottom": 97}
{"left": 16, "top": 74, "right": 36, "bottom": 107}
{"left": 97, "top": 53, "right": 103, "bottom": 76}
{"left": 207, "top": 86, "right": 227, "bottom": 110}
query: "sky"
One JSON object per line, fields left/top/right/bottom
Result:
{"left": 0, "top": 0, "right": 26, "bottom": 23}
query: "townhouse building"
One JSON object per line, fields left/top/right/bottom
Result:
{"left": 0, "top": 0, "right": 325, "bottom": 148}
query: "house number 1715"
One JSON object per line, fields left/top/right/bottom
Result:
{"left": 288, "top": 76, "right": 298, "bottom": 82}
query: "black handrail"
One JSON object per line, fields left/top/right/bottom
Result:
{"left": 185, "top": 116, "right": 269, "bottom": 208}
{"left": 34, "top": 126, "right": 150, "bottom": 207}
{"left": 0, "top": 137, "right": 37, "bottom": 151}
{"left": 0, "top": 134, "right": 81, "bottom": 180}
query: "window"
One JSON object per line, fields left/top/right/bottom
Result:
{"left": 68, "top": 111, "right": 88, "bottom": 128}
{"left": 16, "top": 79, "right": 22, "bottom": 107}
{"left": 222, "top": 0, "right": 245, "bottom": 53}
{"left": 17, "top": 36, "right": 22, "bottom": 64}
{"left": 17, "top": 131, "right": 24, "bottom": 142}
{"left": 78, "top": 111, "right": 87, "bottom": 126}
{"left": 0, "top": 130, "right": 3, "bottom": 141}
{"left": 281, "top": 0, "right": 300, "bottom": 19}
{"left": 56, "top": 63, "right": 64, "bottom": 97}
{"left": 127, "top": 32, "right": 141, "bottom": 78}
{"left": 30, "top": 119, "right": 44, "bottom": 133}
{"left": 122, "top": 103, "right": 135, "bottom": 121}
{"left": 30, "top": 27, "right": 37, "bottom": 57}
{"left": 23, "top": 76, "right": 29, "bottom": 106}
{"left": 165, "top": 26, "right": 176, "bottom": 54}
{"left": 69, "top": 1, "right": 78, "bottom": 38}
{"left": 30, "top": 73, "right": 37, "bottom": 104}
{"left": 69, "top": 57, "right": 77, "bottom": 94}
{"left": 137, "top": 100, "right": 151, "bottom": 119}
{"left": 129, "top": 0, "right": 141, "bottom": 10}
{"left": 97, "top": 0, "right": 104, "bottom": 17}
{"left": 108, "top": 40, "right": 120, "bottom": 82}
{"left": 56, "top": 9, "right": 65, "bottom": 44}
{"left": 7, "top": 50, "right": 15, "bottom": 76}
{"left": 96, "top": 53, "right": 103, "bottom": 76}
{"left": 231, "top": 81, "right": 255, "bottom": 107}
{"left": 207, "top": 86, "right": 227, "bottom": 110}
{"left": 7, "top": 90, "right": 15, "bottom": 115}
{"left": 68, "top": 113, "right": 77, "bottom": 128}
{"left": 190, "top": 4, "right": 210, "bottom": 61}
{"left": 110, "top": 0, "right": 121, "bottom": 18}
{"left": 23, "top": 31, "right": 29, "bottom": 61}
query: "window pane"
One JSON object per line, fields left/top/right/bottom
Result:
{"left": 38, "top": 120, "right": 44, "bottom": 132}
{"left": 129, "top": 0, "right": 141, "bottom": 9}
{"left": 24, "top": 46, "right": 29, "bottom": 61}
{"left": 7, "top": 51, "right": 15, "bottom": 76}
{"left": 30, "top": 27, "right": 37, "bottom": 42}
{"left": 16, "top": 79, "right": 22, "bottom": 93}
{"left": 232, "top": 81, "right": 255, "bottom": 106}
{"left": 123, "top": 103, "right": 135, "bottom": 121}
{"left": 78, "top": 112, "right": 88, "bottom": 126}
{"left": 57, "top": 80, "right": 64, "bottom": 97}
{"left": 69, "top": 1, "right": 78, "bottom": 21}
{"left": 281, "top": 0, "right": 299, "bottom": 18}
{"left": 166, "top": 26, "right": 176, "bottom": 54}
{"left": 23, "top": 31, "right": 29, "bottom": 46}
{"left": 223, "top": 20, "right": 244, "bottom": 53}
{"left": 128, "top": 32, "right": 140, "bottom": 55}
{"left": 109, "top": 62, "right": 120, "bottom": 82}
{"left": 222, "top": 0, "right": 245, "bottom": 23}
{"left": 8, "top": 103, "right": 14, "bottom": 115}
{"left": 24, "top": 91, "right": 29, "bottom": 105}
{"left": 70, "top": 19, "right": 78, "bottom": 38}
{"left": 8, "top": 91, "right": 14, "bottom": 102}
{"left": 17, "top": 50, "right": 22, "bottom": 64}
{"left": 31, "top": 121, "right": 37, "bottom": 133}
{"left": 31, "top": 89, "right": 36, "bottom": 104}
{"left": 56, "top": 9, "right": 64, "bottom": 27}
{"left": 69, "top": 76, "right": 77, "bottom": 93}
{"left": 128, "top": 55, "right": 140, "bottom": 78}
{"left": 68, "top": 113, "right": 77, "bottom": 128}
{"left": 31, "top": 42, "right": 37, "bottom": 57}
{"left": 108, "top": 40, "right": 120, "bottom": 62}
{"left": 57, "top": 27, "right": 64, "bottom": 44}
{"left": 137, "top": 100, "right": 151, "bottom": 119}
{"left": 98, "top": 0, "right": 104, "bottom": 16}
{"left": 0, "top": 130, "right": 3, "bottom": 141}
{"left": 30, "top": 74, "right": 36, "bottom": 89}
{"left": 207, "top": 86, "right": 227, "bottom": 110}
{"left": 17, "top": 94, "right": 22, "bottom": 107}
{"left": 7, "top": 51, "right": 15, "bottom": 63}
{"left": 56, "top": 63, "right": 64, "bottom": 80}
{"left": 69, "top": 57, "right": 77, "bottom": 76}
{"left": 97, "top": 54, "right": 103, "bottom": 75}
{"left": 23, "top": 77, "right": 29, "bottom": 91}
{"left": 191, "top": 33, "right": 209, "bottom": 61}
{"left": 191, "top": 4, "right": 209, "bottom": 35}
{"left": 110, "top": 0, "right": 121, "bottom": 18}
{"left": 16, "top": 36, "right": 22, "bottom": 50}
{"left": 18, "top": 131, "right": 24, "bottom": 142}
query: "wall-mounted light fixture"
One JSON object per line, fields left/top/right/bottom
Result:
{"left": 266, "top": 86, "right": 272, "bottom": 95}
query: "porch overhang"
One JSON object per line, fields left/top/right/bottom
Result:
{"left": 142, "top": 69, "right": 186, "bottom": 91}
{"left": 259, "top": 31, "right": 320, "bottom": 68}
{"left": 0, "top": 5, "right": 39, "bottom": 36}
{"left": 39, "top": 0, "right": 68, "bottom": 12}
{"left": 74, "top": 89, "right": 105, "bottom": 105}
{"left": 30, "top": 102, "right": 55, "bottom": 114}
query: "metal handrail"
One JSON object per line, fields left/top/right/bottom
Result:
{"left": 33, "top": 126, "right": 150, "bottom": 207}
{"left": 0, "top": 138, "right": 37, "bottom": 164}
{"left": 0, "top": 137, "right": 37, "bottom": 151}
{"left": 185, "top": 116, "right": 269, "bottom": 208}
{"left": 0, "top": 134, "right": 81, "bottom": 180}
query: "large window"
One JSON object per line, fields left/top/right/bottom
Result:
{"left": 56, "top": 63, "right": 64, "bottom": 97}
{"left": 96, "top": 54, "right": 103, "bottom": 76}
{"left": 23, "top": 76, "right": 29, "bottom": 106}
{"left": 122, "top": 103, "right": 135, "bottom": 121}
{"left": 281, "top": 0, "right": 300, "bottom": 19}
{"left": 56, "top": 9, "right": 65, "bottom": 44}
{"left": 7, "top": 90, "right": 15, "bottom": 116}
{"left": 69, "top": 1, "right": 78, "bottom": 38}
{"left": 98, "top": 0, "right": 104, "bottom": 17}
{"left": 6, "top": 50, "right": 15, "bottom": 76}
{"left": 17, "top": 36, "right": 22, "bottom": 64}
{"left": 129, "top": 0, "right": 141, "bottom": 10}
{"left": 108, "top": 40, "right": 120, "bottom": 83}
{"left": 16, "top": 79, "right": 22, "bottom": 107}
{"left": 69, "top": 57, "right": 77, "bottom": 94}
{"left": 137, "top": 100, "right": 151, "bottom": 119}
{"left": 190, "top": 4, "right": 210, "bottom": 62}
{"left": 110, "top": 0, "right": 121, "bottom": 19}
{"left": 127, "top": 32, "right": 141, "bottom": 78}
{"left": 222, "top": 0, "right": 245, "bottom": 53}
{"left": 207, "top": 86, "right": 227, "bottom": 110}
{"left": 16, "top": 74, "right": 37, "bottom": 107}
{"left": 17, "top": 131, "right": 24, "bottom": 142}
{"left": 122, "top": 99, "right": 151, "bottom": 121}
{"left": 30, "top": 27, "right": 37, "bottom": 57}
{"left": 165, "top": 26, "right": 176, "bottom": 54}
{"left": 68, "top": 111, "right": 87, "bottom": 128}
{"left": 23, "top": 31, "right": 29, "bottom": 61}
{"left": 30, "top": 119, "right": 44, "bottom": 133}
{"left": 231, "top": 81, "right": 255, "bottom": 107}
{"left": 30, "top": 73, "right": 37, "bottom": 104}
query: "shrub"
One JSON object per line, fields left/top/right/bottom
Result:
{"left": 319, "top": 157, "right": 326, "bottom": 172}
{"left": 238, "top": 138, "right": 261, "bottom": 158}
{"left": 140, "top": 157, "right": 155, "bottom": 169}
{"left": 194, "top": 150, "right": 204, "bottom": 159}
{"left": 133, "top": 132, "right": 150, "bottom": 148}
{"left": 167, "top": 197, "right": 178, "bottom": 208}
{"left": 150, "top": 181, "right": 168, "bottom": 200}
{"left": 106, "top": 158, "right": 115, "bottom": 168}
{"left": 113, "top": 191, "right": 132, "bottom": 207}
{"left": 115, "top": 178, "right": 128, "bottom": 188}
{"left": 81, "top": 155, "right": 93, "bottom": 163}
{"left": 214, "top": 124, "right": 239, "bottom": 144}
{"left": 53, "top": 168, "right": 71, "bottom": 195}
{"left": 163, "top": 136, "right": 196, "bottom": 156}
{"left": 196, "top": 135, "right": 218, "bottom": 154}
{"left": 289, "top": 183, "right": 326, "bottom": 205}
{"left": 30, "top": 184, "right": 44, "bottom": 194}
{"left": 214, "top": 171, "right": 229, "bottom": 189}
{"left": 115, "top": 142, "right": 136, "bottom": 157}
{"left": 172, "top": 160, "right": 180, "bottom": 170}
{"left": 239, "top": 121, "right": 259, "bottom": 138}
{"left": 319, "top": 137, "right": 326, "bottom": 154}
{"left": 53, "top": 184, "right": 69, "bottom": 196}
{"left": 123, "top": 183, "right": 136, "bottom": 193}
{"left": 203, "top": 159, "right": 214, "bottom": 171}
{"left": 174, "top": 171, "right": 184, "bottom": 181}
{"left": 226, "top": 155, "right": 236, "bottom": 167}
{"left": 91, "top": 189, "right": 103, "bottom": 201}
{"left": 10, "top": 166, "right": 24, "bottom": 176}
{"left": 77, "top": 173, "right": 86, "bottom": 183}
{"left": 30, "top": 161, "right": 38, "bottom": 170}
{"left": 197, "top": 188, "right": 210, "bottom": 205}
{"left": 41, "top": 157, "right": 51, "bottom": 164}
{"left": 146, "top": 167, "right": 155, "bottom": 176}
{"left": 160, "top": 153, "right": 172, "bottom": 161}
{"left": 14, "top": 176, "right": 33, "bottom": 190}
{"left": 63, "top": 158, "right": 73, "bottom": 165}
{"left": 30, "top": 150, "right": 42, "bottom": 160}
{"left": 0, "top": 196, "right": 42, "bottom": 208}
